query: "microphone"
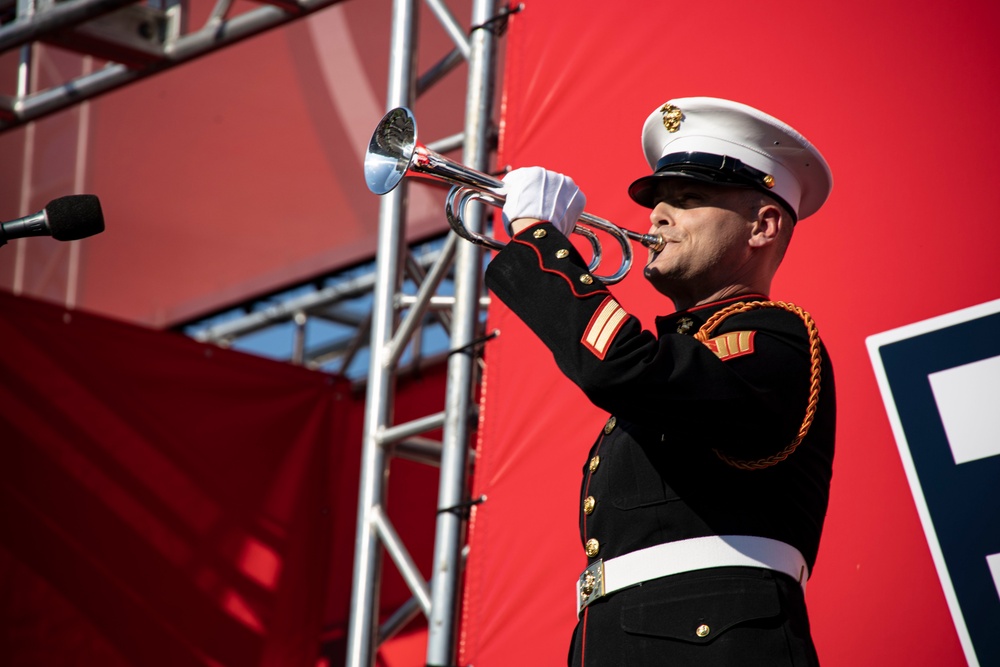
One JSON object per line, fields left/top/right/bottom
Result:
{"left": 0, "top": 195, "right": 105, "bottom": 247}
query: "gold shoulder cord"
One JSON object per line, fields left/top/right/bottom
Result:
{"left": 692, "top": 301, "right": 823, "bottom": 471}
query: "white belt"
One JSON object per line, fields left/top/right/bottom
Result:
{"left": 576, "top": 535, "right": 808, "bottom": 616}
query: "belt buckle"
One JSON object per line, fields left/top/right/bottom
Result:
{"left": 576, "top": 559, "right": 605, "bottom": 615}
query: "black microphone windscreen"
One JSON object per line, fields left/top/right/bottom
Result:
{"left": 45, "top": 195, "right": 105, "bottom": 241}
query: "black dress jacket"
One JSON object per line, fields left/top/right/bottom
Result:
{"left": 484, "top": 222, "right": 836, "bottom": 666}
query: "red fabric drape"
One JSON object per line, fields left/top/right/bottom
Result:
{"left": 461, "top": 1, "right": 1000, "bottom": 666}
{"left": 0, "top": 290, "right": 342, "bottom": 666}
{"left": 0, "top": 289, "right": 444, "bottom": 667}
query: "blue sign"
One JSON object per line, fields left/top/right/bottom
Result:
{"left": 868, "top": 299, "right": 1000, "bottom": 667}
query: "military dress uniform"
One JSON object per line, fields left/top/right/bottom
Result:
{"left": 486, "top": 96, "right": 836, "bottom": 666}
{"left": 484, "top": 223, "right": 835, "bottom": 666}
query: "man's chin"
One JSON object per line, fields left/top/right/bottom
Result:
{"left": 642, "top": 265, "right": 669, "bottom": 292}
{"left": 642, "top": 266, "right": 674, "bottom": 294}
{"left": 643, "top": 262, "right": 672, "bottom": 281}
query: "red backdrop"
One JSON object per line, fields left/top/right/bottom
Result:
{"left": 460, "top": 1, "right": 1000, "bottom": 666}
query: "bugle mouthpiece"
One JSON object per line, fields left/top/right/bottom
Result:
{"left": 642, "top": 234, "right": 666, "bottom": 253}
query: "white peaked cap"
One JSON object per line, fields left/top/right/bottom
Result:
{"left": 628, "top": 97, "right": 833, "bottom": 222}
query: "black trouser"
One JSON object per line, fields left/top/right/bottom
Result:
{"left": 569, "top": 567, "right": 819, "bottom": 667}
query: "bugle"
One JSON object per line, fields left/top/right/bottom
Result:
{"left": 364, "top": 106, "right": 664, "bottom": 284}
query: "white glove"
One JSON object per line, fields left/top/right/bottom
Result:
{"left": 501, "top": 166, "right": 586, "bottom": 237}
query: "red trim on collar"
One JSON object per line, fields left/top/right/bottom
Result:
{"left": 682, "top": 293, "right": 768, "bottom": 315}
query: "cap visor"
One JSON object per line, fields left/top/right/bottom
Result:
{"left": 627, "top": 170, "right": 745, "bottom": 208}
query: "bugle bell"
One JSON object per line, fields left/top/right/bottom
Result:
{"left": 364, "top": 106, "right": 664, "bottom": 285}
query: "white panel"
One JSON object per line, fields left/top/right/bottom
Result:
{"left": 929, "top": 355, "right": 1000, "bottom": 465}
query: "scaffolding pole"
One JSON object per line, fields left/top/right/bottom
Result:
{"left": 345, "top": 0, "right": 501, "bottom": 664}
{"left": 343, "top": 0, "right": 419, "bottom": 662}
{"left": 425, "top": 2, "right": 498, "bottom": 662}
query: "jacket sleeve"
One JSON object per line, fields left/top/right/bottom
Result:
{"left": 484, "top": 222, "right": 816, "bottom": 454}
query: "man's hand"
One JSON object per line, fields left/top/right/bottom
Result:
{"left": 501, "top": 167, "right": 586, "bottom": 237}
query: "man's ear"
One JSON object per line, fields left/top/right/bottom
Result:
{"left": 748, "top": 204, "right": 784, "bottom": 249}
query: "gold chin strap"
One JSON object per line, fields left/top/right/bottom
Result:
{"left": 693, "top": 300, "right": 823, "bottom": 471}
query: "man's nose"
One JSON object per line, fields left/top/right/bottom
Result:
{"left": 650, "top": 203, "right": 672, "bottom": 227}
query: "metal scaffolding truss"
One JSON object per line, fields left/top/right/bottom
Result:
{"left": 0, "top": 0, "right": 347, "bottom": 130}
{"left": 346, "top": 1, "right": 502, "bottom": 664}
{"left": 184, "top": 235, "right": 477, "bottom": 382}
{"left": 187, "top": 1, "right": 503, "bottom": 663}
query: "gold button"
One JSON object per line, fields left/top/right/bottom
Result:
{"left": 579, "top": 274, "right": 594, "bottom": 285}
{"left": 603, "top": 416, "right": 616, "bottom": 434}
{"left": 763, "top": 174, "right": 775, "bottom": 189}
{"left": 589, "top": 455, "right": 601, "bottom": 472}
{"left": 695, "top": 624, "right": 710, "bottom": 638}
{"left": 583, "top": 496, "right": 596, "bottom": 515}
{"left": 533, "top": 228, "right": 547, "bottom": 239}
{"left": 555, "top": 248, "right": 569, "bottom": 258}
{"left": 585, "top": 538, "right": 600, "bottom": 557}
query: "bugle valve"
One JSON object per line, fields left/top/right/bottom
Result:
{"left": 364, "top": 106, "right": 665, "bottom": 284}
